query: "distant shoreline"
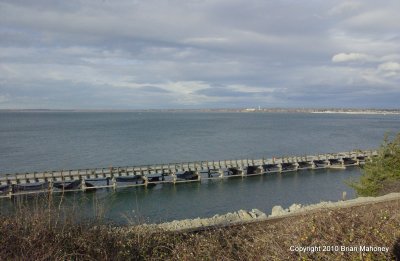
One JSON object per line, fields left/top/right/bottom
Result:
{"left": 0, "top": 108, "right": 399, "bottom": 115}
{"left": 311, "top": 111, "right": 400, "bottom": 115}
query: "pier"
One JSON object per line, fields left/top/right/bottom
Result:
{"left": 0, "top": 150, "right": 377, "bottom": 198}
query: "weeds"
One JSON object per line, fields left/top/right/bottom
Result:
{"left": 0, "top": 194, "right": 399, "bottom": 260}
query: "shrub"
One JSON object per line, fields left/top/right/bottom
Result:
{"left": 351, "top": 133, "right": 400, "bottom": 196}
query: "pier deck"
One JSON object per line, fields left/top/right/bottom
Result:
{"left": 0, "top": 150, "right": 377, "bottom": 198}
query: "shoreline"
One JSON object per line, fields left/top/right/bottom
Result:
{"left": 311, "top": 111, "right": 400, "bottom": 115}
{"left": 138, "top": 192, "right": 400, "bottom": 232}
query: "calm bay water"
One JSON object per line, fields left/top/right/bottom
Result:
{"left": 0, "top": 112, "right": 399, "bottom": 223}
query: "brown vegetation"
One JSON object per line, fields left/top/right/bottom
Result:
{"left": 0, "top": 194, "right": 399, "bottom": 260}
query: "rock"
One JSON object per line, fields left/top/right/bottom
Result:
{"left": 251, "top": 208, "right": 267, "bottom": 218}
{"left": 238, "top": 210, "right": 253, "bottom": 220}
{"left": 248, "top": 211, "right": 257, "bottom": 219}
{"left": 288, "top": 203, "right": 302, "bottom": 212}
{"left": 225, "top": 212, "right": 237, "bottom": 221}
{"left": 132, "top": 193, "right": 400, "bottom": 232}
{"left": 270, "top": 205, "right": 288, "bottom": 217}
{"left": 215, "top": 215, "right": 224, "bottom": 222}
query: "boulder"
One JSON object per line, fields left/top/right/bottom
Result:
{"left": 270, "top": 205, "right": 288, "bottom": 217}
{"left": 288, "top": 203, "right": 302, "bottom": 213}
{"left": 238, "top": 209, "right": 253, "bottom": 220}
{"left": 251, "top": 208, "right": 267, "bottom": 218}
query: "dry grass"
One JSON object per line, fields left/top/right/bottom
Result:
{"left": 1, "top": 195, "right": 399, "bottom": 260}
{"left": 168, "top": 200, "right": 400, "bottom": 260}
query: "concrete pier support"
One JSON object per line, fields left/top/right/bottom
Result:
{"left": 340, "top": 159, "right": 345, "bottom": 167}
{"left": 218, "top": 170, "right": 224, "bottom": 178}
{"left": 7, "top": 185, "right": 13, "bottom": 198}
{"left": 171, "top": 172, "right": 177, "bottom": 184}
{"left": 325, "top": 160, "right": 331, "bottom": 168}
{"left": 48, "top": 181, "right": 53, "bottom": 193}
{"left": 278, "top": 163, "right": 283, "bottom": 173}
{"left": 294, "top": 162, "right": 299, "bottom": 171}
{"left": 112, "top": 177, "right": 116, "bottom": 190}
{"left": 143, "top": 176, "right": 149, "bottom": 187}
{"left": 81, "top": 178, "right": 86, "bottom": 191}
{"left": 196, "top": 171, "right": 201, "bottom": 181}
{"left": 311, "top": 162, "right": 316, "bottom": 169}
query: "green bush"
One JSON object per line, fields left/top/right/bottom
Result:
{"left": 351, "top": 133, "right": 400, "bottom": 196}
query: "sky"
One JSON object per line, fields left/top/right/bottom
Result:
{"left": 0, "top": 0, "right": 399, "bottom": 109}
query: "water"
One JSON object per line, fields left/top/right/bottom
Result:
{"left": 0, "top": 112, "right": 399, "bottom": 223}
{"left": 88, "top": 167, "right": 362, "bottom": 224}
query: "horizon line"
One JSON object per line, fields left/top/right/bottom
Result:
{"left": 1, "top": 107, "right": 400, "bottom": 112}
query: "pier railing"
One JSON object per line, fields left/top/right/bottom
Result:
{"left": 0, "top": 150, "right": 377, "bottom": 198}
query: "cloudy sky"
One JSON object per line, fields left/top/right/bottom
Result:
{"left": 0, "top": 0, "right": 399, "bottom": 109}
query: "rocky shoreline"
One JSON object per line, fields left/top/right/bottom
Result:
{"left": 140, "top": 193, "right": 400, "bottom": 231}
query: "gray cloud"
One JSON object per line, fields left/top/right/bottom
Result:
{"left": 0, "top": 0, "right": 399, "bottom": 109}
{"left": 136, "top": 86, "right": 171, "bottom": 93}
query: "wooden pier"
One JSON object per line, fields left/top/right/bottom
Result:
{"left": 0, "top": 150, "right": 377, "bottom": 198}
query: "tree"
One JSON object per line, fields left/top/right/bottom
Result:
{"left": 350, "top": 133, "right": 400, "bottom": 196}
